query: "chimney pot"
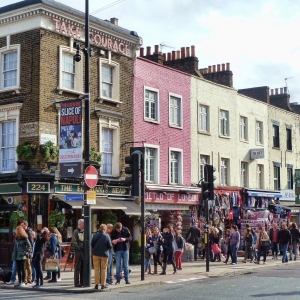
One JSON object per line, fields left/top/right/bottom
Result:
{"left": 146, "top": 46, "right": 151, "bottom": 56}
{"left": 212, "top": 65, "right": 216, "bottom": 72}
{"left": 172, "top": 51, "right": 176, "bottom": 60}
{"left": 270, "top": 89, "right": 273, "bottom": 95}
{"left": 275, "top": 88, "right": 278, "bottom": 95}
{"left": 167, "top": 52, "right": 171, "bottom": 61}
{"left": 217, "top": 64, "right": 221, "bottom": 72}
{"left": 110, "top": 17, "right": 118, "bottom": 25}
{"left": 222, "top": 63, "right": 225, "bottom": 71}
{"left": 208, "top": 66, "right": 212, "bottom": 73}
{"left": 186, "top": 47, "right": 190, "bottom": 57}
{"left": 280, "top": 87, "right": 283, "bottom": 94}
{"left": 154, "top": 45, "right": 159, "bottom": 54}
{"left": 176, "top": 50, "right": 180, "bottom": 59}
{"left": 226, "top": 63, "right": 230, "bottom": 71}
{"left": 284, "top": 87, "right": 287, "bottom": 93}
{"left": 163, "top": 53, "right": 166, "bottom": 61}
{"left": 191, "top": 45, "right": 195, "bottom": 56}
{"left": 139, "top": 47, "right": 144, "bottom": 57}
{"left": 181, "top": 47, "right": 185, "bottom": 58}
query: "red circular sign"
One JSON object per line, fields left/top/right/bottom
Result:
{"left": 84, "top": 166, "right": 98, "bottom": 188}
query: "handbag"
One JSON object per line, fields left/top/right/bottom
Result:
{"left": 211, "top": 243, "right": 221, "bottom": 254}
{"left": 45, "top": 258, "right": 60, "bottom": 272}
{"left": 148, "top": 247, "right": 157, "bottom": 254}
{"left": 261, "top": 240, "right": 271, "bottom": 250}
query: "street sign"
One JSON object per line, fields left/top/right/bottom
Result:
{"left": 64, "top": 194, "right": 84, "bottom": 201}
{"left": 86, "top": 190, "right": 96, "bottom": 205}
{"left": 84, "top": 166, "right": 98, "bottom": 188}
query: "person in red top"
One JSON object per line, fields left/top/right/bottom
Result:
{"left": 269, "top": 223, "right": 279, "bottom": 259}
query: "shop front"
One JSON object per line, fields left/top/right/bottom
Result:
{"left": 279, "top": 189, "right": 299, "bottom": 225}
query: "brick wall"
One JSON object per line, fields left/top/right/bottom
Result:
{"left": 238, "top": 86, "right": 270, "bottom": 104}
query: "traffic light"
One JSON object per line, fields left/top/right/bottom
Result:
{"left": 124, "top": 151, "right": 141, "bottom": 197}
{"left": 201, "top": 179, "right": 210, "bottom": 201}
{"left": 205, "top": 164, "right": 216, "bottom": 200}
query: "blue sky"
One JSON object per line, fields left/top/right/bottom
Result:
{"left": 2, "top": 0, "right": 300, "bottom": 102}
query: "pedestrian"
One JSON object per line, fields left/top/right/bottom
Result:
{"left": 72, "top": 219, "right": 84, "bottom": 287}
{"left": 111, "top": 222, "right": 132, "bottom": 285}
{"left": 12, "top": 225, "right": 32, "bottom": 287}
{"left": 160, "top": 225, "right": 177, "bottom": 275}
{"left": 32, "top": 230, "right": 46, "bottom": 289}
{"left": 269, "top": 223, "right": 279, "bottom": 259}
{"left": 149, "top": 227, "right": 163, "bottom": 274}
{"left": 185, "top": 223, "right": 200, "bottom": 261}
{"left": 91, "top": 224, "right": 113, "bottom": 290}
{"left": 223, "top": 229, "right": 232, "bottom": 264}
{"left": 209, "top": 227, "right": 215, "bottom": 261}
{"left": 229, "top": 225, "right": 240, "bottom": 265}
{"left": 145, "top": 229, "right": 152, "bottom": 274}
{"left": 289, "top": 223, "right": 299, "bottom": 261}
{"left": 105, "top": 223, "right": 114, "bottom": 285}
{"left": 212, "top": 227, "right": 221, "bottom": 262}
{"left": 173, "top": 230, "right": 184, "bottom": 270}
{"left": 243, "top": 228, "right": 253, "bottom": 263}
{"left": 278, "top": 223, "right": 291, "bottom": 263}
{"left": 42, "top": 227, "right": 51, "bottom": 281}
{"left": 255, "top": 226, "right": 269, "bottom": 264}
{"left": 21, "top": 221, "right": 33, "bottom": 285}
{"left": 6, "top": 260, "right": 17, "bottom": 285}
{"left": 251, "top": 228, "right": 258, "bottom": 261}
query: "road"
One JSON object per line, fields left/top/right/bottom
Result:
{"left": 1, "top": 264, "right": 300, "bottom": 300}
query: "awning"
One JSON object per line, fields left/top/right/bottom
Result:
{"left": 246, "top": 189, "right": 282, "bottom": 198}
{"left": 109, "top": 199, "right": 150, "bottom": 216}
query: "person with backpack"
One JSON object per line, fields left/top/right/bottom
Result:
{"left": 289, "top": 223, "right": 300, "bottom": 261}
{"left": 173, "top": 230, "right": 185, "bottom": 270}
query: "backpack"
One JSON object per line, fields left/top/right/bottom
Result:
{"left": 0, "top": 268, "right": 12, "bottom": 283}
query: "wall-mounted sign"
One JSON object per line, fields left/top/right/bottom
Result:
{"left": 250, "top": 148, "right": 264, "bottom": 159}
{"left": 295, "top": 169, "right": 300, "bottom": 204}
{"left": 27, "top": 182, "right": 50, "bottom": 193}
{"left": 64, "top": 194, "right": 84, "bottom": 201}
{"left": 280, "top": 189, "right": 295, "bottom": 201}
{"left": 145, "top": 191, "right": 199, "bottom": 204}
{"left": 40, "top": 133, "right": 57, "bottom": 146}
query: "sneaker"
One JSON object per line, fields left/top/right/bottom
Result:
{"left": 20, "top": 282, "right": 25, "bottom": 287}
{"left": 6, "top": 281, "right": 15, "bottom": 285}
{"left": 36, "top": 285, "right": 43, "bottom": 288}
{"left": 231, "top": 263, "right": 236, "bottom": 265}
{"left": 57, "top": 278, "right": 61, "bottom": 282}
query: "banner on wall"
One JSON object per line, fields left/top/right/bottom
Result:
{"left": 59, "top": 100, "right": 82, "bottom": 177}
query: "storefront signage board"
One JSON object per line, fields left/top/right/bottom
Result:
{"left": 280, "top": 189, "right": 295, "bottom": 201}
{"left": 27, "top": 182, "right": 50, "bottom": 193}
{"left": 295, "top": 169, "right": 300, "bottom": 204}
{"left": 250, "top": 148, "right": 264, "bottom": 159}
{"left": 64, "top": 194, "right": 84, "bottom": 201}
{"left": 145, "top": 191, "right": 199, "bottom": 204}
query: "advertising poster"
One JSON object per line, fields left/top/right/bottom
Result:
{"left": 59, "top": 99, "right": 82, "bottom": 177}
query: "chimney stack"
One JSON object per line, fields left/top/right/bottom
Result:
{"left": 191, "top": 45, "right": 195, "bottom": 56}
{"left": 110, "top": 18, "right": 118, "bottom": 25}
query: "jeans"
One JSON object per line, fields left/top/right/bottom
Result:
{"left": 10, "top": 261, "right": 17, "bottom": 282}
{"left": 280, "top": 243, "right": 288, "bottom": 262}
{"left": 32, "top": 259, "right": 43, "bottom": 286}
{"left": 16, "top": 260, "right": 25, "bottom": 283}
{"left": 271, "top": 242, "right": 278, "bottom": 257}
{"left": 31, "top": 260, "right": 36, "bottom": 281}
{"left": 153, "top": 251, "right": 162, "bottom": 266}
{"left": 106, "top": 251, "right": 113, "bottom": 284}
{"left": 225, "top": 246, "right": 232, "bottom": 263}
{"left": 257, "top": 247, "right": 267, "bottom": 262}
{"left": 145, "top": 257, "right": 151, "bottom": 269}
{"left": 115, "top": 250, "right": 129, "bottom": 282}
{"left": 290, "top": 242, "right": 299, "bottom": 260}
{"left": 230, "top": 245, "right": 238, "bottom": 264}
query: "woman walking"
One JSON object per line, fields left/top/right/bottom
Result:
{"left": 160, "top": 225, "right": 176, "bottom": 275}
{"left": 32, "top": 230, "right": 45, "bottom": 288}
{"left": 149, "top": 227, "right": 163, "bottom": 275}
{"left": 212, "top": 228, "right": 221, "bottom": 262}
{"left": 173, "top": 230, "right": 184, "bottom": 270}
{"left": 230, "top": 225, "right": 240, "bottom": 265}
{"left": 145, "top": 229, "right": 152, "bottom": 274}
{"left": 243, "top": 228, "right": 253, "bottom": 263}
{"left": 12, "top": 225, "right": 32, "bottom": 287}
{"left": 255, "top": 226, "right": 269, "bottom": 264}
{"left": 224, "top": 229, "right": 232, "bottom": 264}
{"left": 251, "top": 228, "right": 258, "bottom": 261}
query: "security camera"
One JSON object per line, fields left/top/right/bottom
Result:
{"left": 74, "top": 52, "right": 81, "bottom": 62}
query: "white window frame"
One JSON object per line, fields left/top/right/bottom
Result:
{"left": 101, "top": 128, "right": 114, "bottom": 176}
{"left": 199, "top": 105, "right": 209, "bottom": 133}
{"left": 144, "top": 144, "right": 160, "bottom": 184}
{"left": 274, "top": 166, "right": 280, "bottom": 190}
{"left": 169, "top": 93, "right": 183, "bottom": 129}
{"left": 241, "top": 162, "right": 247, "bottom": 187}
{"left": 98, "top": 117, "right": 120, "bottom": 177}
{"left": 287, "top": 168, "right": 293, "bottom": 189}
{"left": 257, "top": 164, "right": 263, "bottom": 189}
{"left": 220, "top": 110, "right": 229, "bottom": 137}
{"left": 0, "top": 44, "right": 21, "bottom": 92}
{"left": 256, "top": 121, "right": 263, "bottom": 145}
{"left": 169, "top": 147, "right": 183, "bottom": 185}
{"left": 199, "top": 155, "right": 209, "bottom": 181}
{"left": 99, "top": 58, "right": 120, "bottom": 104}
{"left": 240, "top": 116, "right": 247, "bottom": 141}
{"left": 220, "top": 158, "right": 229, "bottom": 186}
{"left": 58, "top": 45, "right": 83, "bottom": 95}
{"left": 144, "top": 86, "right": 159, "bottom": 123}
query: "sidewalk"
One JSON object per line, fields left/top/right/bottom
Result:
{"left": 1, "top": 256, "right": 299, "bottom": 294}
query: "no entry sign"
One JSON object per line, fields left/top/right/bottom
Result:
{"left": 84, "top": 166, "right": 98, "bottom": 188}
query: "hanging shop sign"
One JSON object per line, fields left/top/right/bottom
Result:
{"left": 27, "top": 182, "right": 50, "bottom": 193}
{"left": 250, "top": 148, "right": 264, "bottom": 159}
{"left": 145, "top": 191, "right": 198, "bottom": 204}
{"left": 295, "top": 169, "right": 300, "bottom": 204}
{"left": 59, "top": 100, "right": 82, "bottom": 177}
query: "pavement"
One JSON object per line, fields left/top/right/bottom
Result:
{"left": 1, "top": 255, "right": 300, "bottom": 294}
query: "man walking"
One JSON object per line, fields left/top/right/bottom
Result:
{"left": 269, "top": 223, "right": 279, "bottom": 259}
{"left": 289, "top": 223, "right": 300, "bottom": 261}
{"left": 186, "top": 223, "right": 201, "bottom": 260}
{"left": 91, "top": 224, "right": 112, "bottom": 290}
{"left": 72, "top": 219, "right": 84, "bottom": 287}
{"left": 111, "top": 222, "right": 132, "bottom": 285}
{"left": 278, "top": 223, "right": 291, "bottom": 263}
{"left": 105, "top": 224, "right": 114, "bottom": 285}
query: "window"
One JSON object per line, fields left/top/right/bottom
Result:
{"left": 273, "top": 125, "right": 280, "bottom": 148}
{"left": 101, "top": 129, "right": 113, "bottom": 175}
{"left": 58, "top": 46, "right": 83, "bottom": 94}
{"left": 220, "top": 110, "right": 229, "bottom": 136}
{"left": 169, "top": 149, "right": 183, "bottom": 184}
{"left": 257, "top": 165, "right": 263, "bottom": 189}
{"left": 256, "top": 121, "right": 263, "bottom": 144}
{"left": 1, "top": 121, "right": 16, "bottom": 172}
{"left": 286, "top": 128, "right": 292, "bottom": 151}
{"left": 199, "top": 155, "right": 209, "bottom": 181}
{"left": 144, "top": 147, "right": 160, "bottom": 183}
{"left": 169, "top": 95, "right": 182, "bottom": 128}
{"left": 0, "top": 44, "right": 21, "bottom": 91}
{"left": 241, "top": 162, "right": 247, "bottom": 187}
{"left": 287, "top": 168, "right": 293, "bottom": 189}
{"left": 274, "top": 166, "right": 280, "bottom": 190}
{"left": 99, "top": 59, "right": 120, "bottom": 103}
{"left": 144, "top": 88, "right": 159, "bottom": 122}
{"left": 240, "top": 117, "right": 247, "bottom": 141}
{"left": 221, "top": 158, "right": 229, "bottom": 186}
{"left": 199, "top": 105, "right": 209, "bottom": 132}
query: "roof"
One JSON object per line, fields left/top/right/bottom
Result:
{"left": 0, "top": 0, "right": 139, "bottom": 40}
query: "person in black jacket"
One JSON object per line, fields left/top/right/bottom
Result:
{"left": 111, "top": 222, "right": 132, "bottom": 285}
{"left": 278, "top": 223, "right": 291, "bottom": 263}
{"left": 32, "top": 230, "right": 45, "bottom": 288}
{"left": 186, "top": 224, "right": 200, "bottom": 260}
{"left": 160, "top": 225, "right": 176, "bottom": 275}
{"left": 289, "top": 223, "right": 300, "bottom": 261}
{"left": 91, "top": 224, "right": 112, "bottom": 290}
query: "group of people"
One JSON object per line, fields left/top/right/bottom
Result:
{"left": 6, "top": 222, "right": 62, "bottom": 288}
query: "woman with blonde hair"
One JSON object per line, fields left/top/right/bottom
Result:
{"left": 148, "top": 227, "right": 163, "bottom": 274}
{"left": 145, "top": 228, "right": 152, "bottom": 274}
{"left": 212, "top": 227, "right": 221, "bottom": 262}
{"left": 12, "top": 225, "right": 31, "bottom": 287}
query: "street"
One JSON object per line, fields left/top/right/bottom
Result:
{"left": 2, "top": 263, "right": 300, "bottom": 300}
